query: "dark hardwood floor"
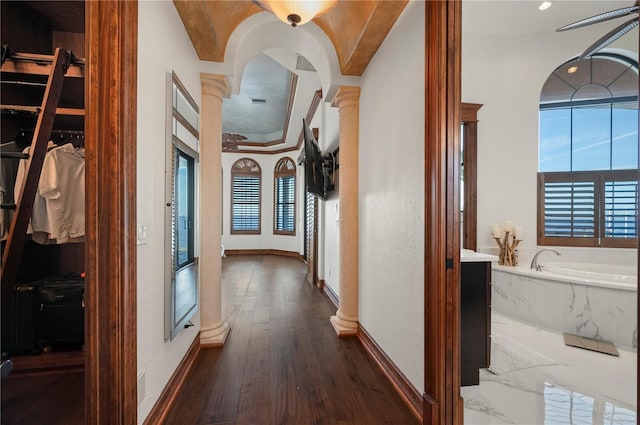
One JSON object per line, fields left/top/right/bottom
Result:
{"left": 165, "top": 255, "right": 420, "bottom": 425}
{"left": 1, "top": 368, "right": 84, "bottom": 424}
{"left": 1, "top": 255, "right": 420, "bottom": 424}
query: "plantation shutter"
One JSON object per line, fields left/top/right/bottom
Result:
{"left": 538, "top": 171, "right": 638, "bottom": 248}
{"left": 275, "top": 176, "right": 295, "bottom": 232}
{"left": 231, "top": 158, "right": 261, "bottom": 234}
{"left": 232, "top": 175, "right": 260, "bottom": 232}
{"left": 604, "top": 179, "right": 638, "bottom": 240}
{"left": 273, "top": 157, "right": 296, "bottom": 235}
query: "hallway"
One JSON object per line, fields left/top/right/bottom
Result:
{"left": 164, "top": 255, "right": 420, "bottom": 425}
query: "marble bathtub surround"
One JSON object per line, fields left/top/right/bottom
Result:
{"left": 492, "top": 266, "right": 637, "bottom": 350}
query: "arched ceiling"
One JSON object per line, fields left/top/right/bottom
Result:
{"left": 173, "top": 0, "right": 408, "bottom": 76}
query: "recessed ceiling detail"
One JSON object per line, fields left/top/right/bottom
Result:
{"left": 222, "top": 53, "right": 296, "bottom": 145}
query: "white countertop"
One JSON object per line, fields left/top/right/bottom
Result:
{"left": 461, "top": 249, "right": 499, "bottom": 263}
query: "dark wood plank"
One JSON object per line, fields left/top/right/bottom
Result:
{"left": 165, "top": 255, "right": 420, "bottom": 425}
{"left": 2, "top": 370, "right": 84, "bottom": 425}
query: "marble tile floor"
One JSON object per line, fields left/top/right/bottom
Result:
{"left": 462, "top": 313, "right": 637, "bottom": 425}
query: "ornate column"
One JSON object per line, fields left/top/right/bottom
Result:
{"left": 199, "top": 73, "right": 229, "bottom": 346}
{"left": 330, "top": 86, "right": 360, "bottom": 337}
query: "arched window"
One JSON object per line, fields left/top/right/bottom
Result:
{"left": 231, "top": 158, "right": 261, "bottom": 234}
{"left": 538, "top": 53, "right": 638, "bottom": 247}
{"left": 274, "top": 157, "right": 296, "bottom": 235}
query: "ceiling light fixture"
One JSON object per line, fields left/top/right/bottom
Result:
{"left": 253, "top": 0, "right": 338, "bottom": 27}
{"left": 567, "top": 66, "right": 578, "bottom": 74}
{"left": 538, "top": 1, "right": 552, "bottom": 11}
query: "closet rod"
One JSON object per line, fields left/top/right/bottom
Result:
{"left": 21, "top": 128, "right": 84, "bottom": 134}
{"left": 1, "top": 80, "right": 47, "bottom": 87}
{"left": 0, "top": 152, "right": 29, "bottom": 160}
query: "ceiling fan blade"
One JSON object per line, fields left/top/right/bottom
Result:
{"left": 578, "top": 18, "right": 639, "bottom": 60}
{"left": 557, "top": 4, "right": 638, "bottom": 32}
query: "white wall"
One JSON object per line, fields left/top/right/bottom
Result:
{"left": 463, "top": 20, "right": 639, "bottom": 267}
{"left": 358, "top": 1, "right": 425, "bottom": 393}
{"left": 136, "top": 2, "right": 202, "bottom": 422}
{"left": 221, "top": 151, "right": 304, "bottom": 254}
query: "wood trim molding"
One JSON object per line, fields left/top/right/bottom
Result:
{"left": 143, "top": 335, "right": 201, "bottom": 425}
{"left": 224, "top": 249, "right": 303, "bottom": 261}
{"left": 321, "top": 280, "right": 339, "bottom": 309}
{"left": 86, "top": 1, "right": 138, "bottom": 423}
{"left": 424, "top": 1, "right": 462, "bottom": 425}
{"left": 358, "top": 325, "right": 424, "bottom": 424}
{"left": 461, "top": 103, "right": 482, "bottom": 250}
{"left": 462, "top": 120, "right": 477, "bottom": 251}
{"left": 461, "top": 102, "right": 482, "bottom": 122}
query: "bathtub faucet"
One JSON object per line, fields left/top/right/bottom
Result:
{"left": 530, "top": 249, "right": 561, "bottom": 271}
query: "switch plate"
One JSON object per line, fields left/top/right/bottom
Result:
{"left": 137, "top": 224, "right": 148, "bottom": 245}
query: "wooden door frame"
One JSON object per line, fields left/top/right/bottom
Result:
{"left": 85, "top": 1, "right": 137, "bottom": 423}
{"left": 461, "top": 103, "right": 482, "bottom": 251}
{"left": 424, "top": 1, "right": 462, "bottom": 424}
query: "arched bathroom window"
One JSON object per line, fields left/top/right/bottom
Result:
{"left": 231, "top": 158, "right": 261, "bottom": 234}
{"left": 538, "top": 53, "right": 638, "bottom": 248}
{"left": 274, "top": 157, "right": 296, "bottom": 235}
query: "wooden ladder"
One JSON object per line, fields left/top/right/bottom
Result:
{"left": 0, "top": 48, "right": 72, "bottom": 290}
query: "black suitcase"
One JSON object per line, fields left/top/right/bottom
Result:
{"left": 35, "top": 276, "right": 85, "bottom": 349}
{"left": 3, "top": 282, "right": 39, "bottom": 356}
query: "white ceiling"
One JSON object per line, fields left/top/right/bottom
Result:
{"left": 222, "top": 53, "right": 293, "bottom": 143}
{"left": 462, "top": 0, "right": 634, "bottom": 37}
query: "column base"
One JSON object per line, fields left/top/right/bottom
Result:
{"left": 200, "top": 321, "right": 230, "bottom": 347}
{"left": 330, "top": 315, "right": 358, "bottom": 337}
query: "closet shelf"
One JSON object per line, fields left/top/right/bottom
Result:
{"left": 2, "top": 52, "right": 84, "bottom": 79}
{"left": 1, "top": 104, "right": 85, "bottom": 116}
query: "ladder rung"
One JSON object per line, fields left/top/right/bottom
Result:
{"left": 1, "top": 204, "right": 16, "bottom": 210}
{"left": 0, "top": 152, "right": 28, "bottom": 159}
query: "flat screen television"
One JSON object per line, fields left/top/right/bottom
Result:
{"left": 302, "top": 118, "right": 333, "bottom": 200}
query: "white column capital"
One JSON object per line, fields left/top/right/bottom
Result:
{"left": 331, "top": 86, "right": 360, "bottom": 110}
{"left": 200, "top": 73, "right": 229, "bottom": 100}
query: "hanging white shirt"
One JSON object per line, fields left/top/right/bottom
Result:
{"left": 14, "top": 145, "right": 55, "bottom": 243}
{"left": 38, "top": 143, "right": 85, "bottom": 244}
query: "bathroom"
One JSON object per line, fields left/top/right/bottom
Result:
{"left": 461, "top": 1, "right": 638, "bottom": 423}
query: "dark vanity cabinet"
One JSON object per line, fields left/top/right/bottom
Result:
{"left": 461, "top": 261, "right": 492, "bottom": 386}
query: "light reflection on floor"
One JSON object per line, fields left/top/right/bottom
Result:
{"left": 544, "top": 382, "right": 636, "bottom": 425}
{"left": 462, "top": 313, "right": 637, "bottom": 425}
